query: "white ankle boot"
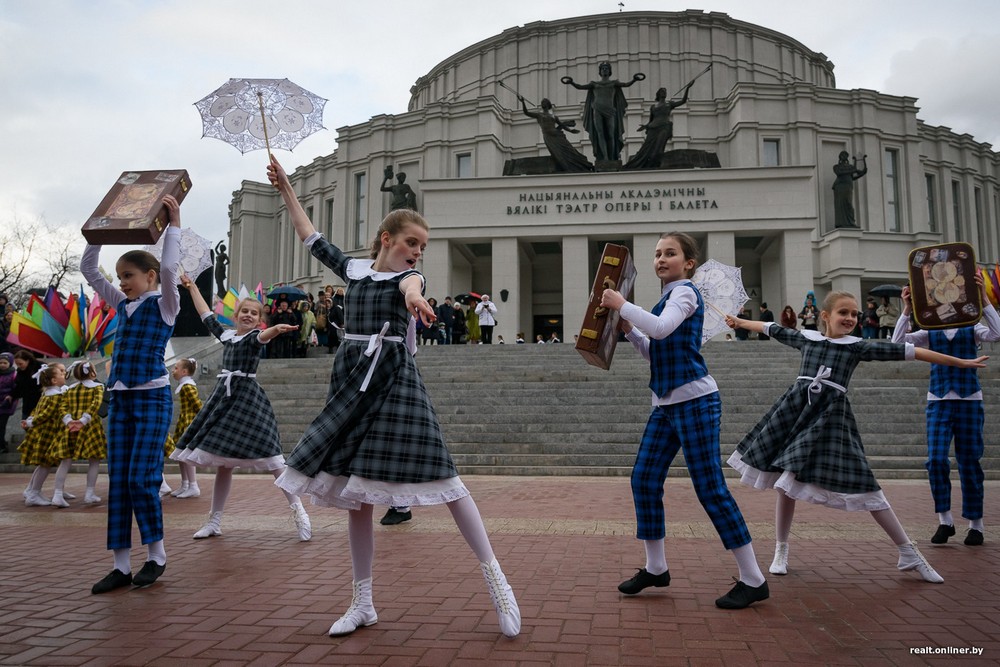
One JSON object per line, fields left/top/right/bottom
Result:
{"left": 897, "top": 542, "right": 943, "bottom": 583}
{"left": 328, "top": 578, "right": 378, "bottom": 636}
{"left": 480, "top": 558, "right": 521, "bottom": 637}
{"left": 170, "top": 482, "right": 187, "bottom": 497}
{"left": 291, "top": 502, "right": 312, "bottom": 541}
{"left": 159, "top": 481, "right": 172, "bottom": 497}
{"left": 769, "top": 542, "right": 788, "bottom": 575}
{"left": 84, "top": 489, "right": 102, "bottom": 504}
{"left": 51, "top": 490, "right": 70, "bottom": 508}
{"left": 193, "top": 511, "right": 223, "bottom": 539}
{"left": 24, "top": 491, "right": 51, "bottom": 507}
{"left": 177, "top": 483, "right": 201, "bottom": 499}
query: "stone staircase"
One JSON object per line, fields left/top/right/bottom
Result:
{"left": 257, "top": 340, "right": 1000, "bottom": 479}
{"left": 4, "top": 339, "right": 997, "bottom": 479}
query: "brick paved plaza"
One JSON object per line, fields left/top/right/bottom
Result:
{"left": 1, "top": 473, "right": 997, "bottom": 666}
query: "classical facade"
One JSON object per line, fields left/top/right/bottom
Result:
{"left": 228, "top": 10, "right": 1000, "bottom": 342}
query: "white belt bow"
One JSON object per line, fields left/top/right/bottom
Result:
{"left": 796, "top": 365, "right": 846, "bottom": 404}
{"left": 344, "top": 322, "right": 404, "bottom": 391}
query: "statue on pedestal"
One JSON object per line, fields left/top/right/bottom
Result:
{"left": 832, "top": 151, "right": 868, "bottom": 228}
{"left": 623, "top": 84, "right": 692, "bottom": 170}
{"left": 519, "top": 96, "right": 593, "bottom": 173}
{"left": 213, "top": 241, "right": 229, "bottom": 299}
{"left": 561, "top": 62, "right": 645, "bottom": 167}
{"left": 381, "top": 166, "right": 418, "bottom": 211}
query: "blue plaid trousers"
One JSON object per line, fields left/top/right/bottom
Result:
{"left": 632, "top": 392, "right": 752, "bottom": 549}
{"left": 106, "top": 387, "right": 172, "bottom": 550}
{"left": 926, "top": 400, "right": 985, "bottom": 520}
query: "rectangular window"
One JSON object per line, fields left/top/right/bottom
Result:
{"left": 762, "top": 139, "right": 780, "bottom": 167}
{"left": 354, "top": 172, "right": 367, "bottom": 249}
{"left": 884, "top": 149, "right": 900, "bottom": 232}
{"left": 952, "top": 180, "right": 962, "bottom": 241}
{"left": 925, "top": 174, "right": 937, "bottom": 233}
{"left": 324, "top": 199, "right": 335, "bottom": 239}
{"left": 456, "top": 153, "right": 472, "bottom": 178}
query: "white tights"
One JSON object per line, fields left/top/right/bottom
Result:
{"left": 775, "top": 490, "right": 911, "bottom": 546}
{"left": 209, "top": 468, "right": 298, "bottom": 514}
{"left": 347, "top": 494, "right": 496, "bottom": 581}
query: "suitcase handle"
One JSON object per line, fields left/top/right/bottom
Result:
{"left": 593, "top": 275, "right": 618, "bottom": 318}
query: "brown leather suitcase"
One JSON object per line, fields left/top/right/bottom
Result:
{"left": 907, "top": 242, "right": 982, "bottom": 329}
{"left": 576, "top": 243, "right": 637, "bottom": 369}
{"left": 82, "top": 170, "right": 192, "bottom": 245}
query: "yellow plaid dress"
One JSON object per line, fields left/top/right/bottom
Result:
{"left": 18, "top": 390, "right": 68, "bottom": 466}
{"left": 65, "top": 381, "right": 107, "bottom": 460}
{"left": 165, "top": 380, "right": 201, "bottom": 454}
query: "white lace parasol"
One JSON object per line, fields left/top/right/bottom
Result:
{"left": 145, "top": 228, "right": 214, "bottom": 279}
{"left": 691, "top": 259, "right": 750, "bottom": 343}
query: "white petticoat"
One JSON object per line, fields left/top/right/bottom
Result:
{"left": 171, "top": 447, "right": 286, "bottom": 472}
{"left": 275, "top": 467, "right": 470, "bottom": 510}
{"left": 727, "top": 450, "right": 890, "bottom": 512}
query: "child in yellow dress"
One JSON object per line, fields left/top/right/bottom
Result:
{"left": 65, "top": 361, "right": 108, "bottom": 504}
{"left": 166, "top": 358, "right": 201, "bottom": 498}
{"left": 19, "top": 363, "right": 69, "bottom": 507}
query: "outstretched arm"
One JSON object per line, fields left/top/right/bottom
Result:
{"left": 726, "top": 314, "right": 771, "bottom": 335}
{"left": 266, "top": 156, "right": 317, "bottom": 241}
{"left": 914, "top": 347, "right": 988, "bottom": 369}
{"left": 401, "top": 274, "right": 436, "bottom": 327}
{"left": 259, "top": 323, "right": 298, "bottom": 344}
{"left": 180, "top": 274, "right": 210, "bottom": 316}
{"left": 560, "top": 76, "right": 591, "bottom": 91}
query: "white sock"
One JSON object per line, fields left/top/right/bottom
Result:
{"left": 643, "top": 539, "right": 668, "bottom": 575}
{"left": 937, "top": 511, "right": 954, "bottom": 526}
{"left": 395, "top": 506, "right": 411, "bottom": 513}
{"left": 732, "top": 543, "right": 766, "bottom": 587}
{"left": 970, "top": 519, "right": 984, "bottom": 531}
{"left": 147, "top": 540, "right": 166, "bottom": 566}
{"left": 114, "top": 548, "right": 131, "bottom": 574}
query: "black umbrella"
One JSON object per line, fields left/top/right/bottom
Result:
{"left": 268, "top": 285, "right": 308, "bottom": 301}
{"left": 454, "top": 292, "right": 482, "bottom": 306}
{"left": 869, "top": 284, "right": 903, "bottom": 299}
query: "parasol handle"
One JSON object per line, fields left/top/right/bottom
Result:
{"left": 705, "top": 300, "right": 729, "bottom": 319}
{"left": 256, "top": 90, "right": 274, "bottom": 163}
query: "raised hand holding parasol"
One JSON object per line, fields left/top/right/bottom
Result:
{"left": 691, "top": 258, "right": 751, "bottom": 344}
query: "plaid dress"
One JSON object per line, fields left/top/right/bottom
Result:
{"left": 728, "top": 325, "right": 908, "bottom": 508}
{"left": 276, "top": 237, "right": 463, "bottom": 509}
{"left": 172, "top": 315, "right": 284, "bottom": 470}
{"left": 165, "top": 380, "right": 201, "bottom": 454}
{"left": 65, "top": 381, "right": 107, "bottom": 460}
{"left": 18, "top": 390, "right": 68, "bottom": 466}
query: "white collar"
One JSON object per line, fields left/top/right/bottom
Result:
{"left": 660, "top": 279, "right": 691, "bottom": 296}
{"left": 81, "top": 379, "right": 101, "bottom": 388}
{"left": 131, "top": 289, "right": 161, "bottom": 303}
{"left": 800, "top": 329, "right": 860, "bottom": 345}
{"left": 175, "top": 375, "right": 196, "bottom": 394}
{"left": 220, "top": 328, "right": 255, "bottom": 343}
{"left": 43, "top": 386, "right": 67, "bottom": 396}
{"left": 346, "top": 258, "right": 414, "bottom": 282}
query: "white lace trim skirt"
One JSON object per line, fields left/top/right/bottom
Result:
{"left": 726, "top": 450, "right": 890, "bottom": 512}
{"left": 170, "top": 448, "right": 286, "bottom": 472}
{"left": 274, "top": 467, "right": 470, "bottom": 510}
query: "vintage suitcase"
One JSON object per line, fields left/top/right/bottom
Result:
{"left": 82, "top": 170, "right": 192, "bottom": 245}
{"left": 907, "top": 242, "right": 982, "bottom": 329}
{"left": 576, "top": 243, "right": 637, "bottom": 370}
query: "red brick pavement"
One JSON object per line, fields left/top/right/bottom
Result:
{"left": 0, "top": 473, "right": 997, "bottom": 666}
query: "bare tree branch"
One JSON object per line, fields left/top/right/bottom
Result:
{"left": 0, "top": 212, "right": 81, "bottom": 308}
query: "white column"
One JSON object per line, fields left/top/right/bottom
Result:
{"left": 562, "top": 236, "right": 591, "bottom": 341}
{"left": 491, "top": 237, "right": 520, "bottom": 342}
{"left": 781, "top": 229, "right": 815, "bottom": 311}
{"left": 705, "top": 231, "right": 736, "bottom": 265}
{"left": 422, "top": 238, "right": 452, "bottom": 302}
{"left": 632, "top": 233, "right": 661, "bottom": 308}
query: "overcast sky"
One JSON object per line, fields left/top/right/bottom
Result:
{"left": 2, "top": 0, "right": 998, "bottom": 266}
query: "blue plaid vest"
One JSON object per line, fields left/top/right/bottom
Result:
{"left": 648, "top": 281, "right": 708, "bottom": 397}
{"left": 108, "top": 296, "right": 173, "bottom": 387}
{"left": 928, "top": 328, "right": 980, "bottom": 398}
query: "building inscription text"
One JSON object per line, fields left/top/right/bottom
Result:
{"left": 506, "top": 187, "right": 718, "bottom": 216}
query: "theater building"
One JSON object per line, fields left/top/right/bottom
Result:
{"left": 228, "top": 10, "right": 1000, "bottom": 341}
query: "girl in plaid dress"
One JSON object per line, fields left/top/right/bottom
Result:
{"left": 165, "top": 358, "right": 201, "bottom": 499}
{"left": 64, "top": 360, "right": 107, "bottom": 505}
{"left": 81, "top": 195, "right": 182, "bottom": 594}
{"left": 600, "top": 232, "right": 768, "bottom": 610}
{"left": 19, "top": 363, "right": 68, "bottom": 507}
{"left": 268, "top": 156, "right": 520, "bottom": 638}
{"left": 172, "top": 274, "right": 312, "bottom": 542}
{"left": 726, "top": 291, "right": 988, "bottom": 584}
